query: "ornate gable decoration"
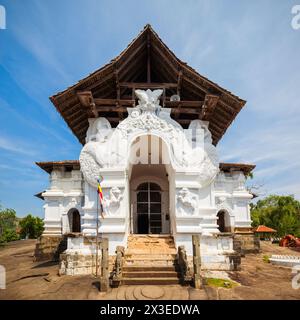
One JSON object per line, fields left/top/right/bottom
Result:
{"left": 79, "top": 89, "right": 219, "bottom": 188}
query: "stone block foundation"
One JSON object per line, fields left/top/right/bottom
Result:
{"left": 58, "top": 235, "right": 114, "bottom": 276}
{"left": 34, "top": 235, "right": 67, "bottom": 261}
{"left": 234, "top": 231, "right": 260, "bottom": 255}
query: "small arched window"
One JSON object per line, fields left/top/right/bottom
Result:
{"left": 67, "top": 208, "right": 81, "bottom": 233}
{"left": 217, "top": 210, "right": 226, "bottom": 233}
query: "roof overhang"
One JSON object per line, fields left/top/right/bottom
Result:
{"left": 219, "top": 162, "right": 256, "bottom": 175}
{"left": 36, "top": 160, "right": 255, "bottom": 176}
{"left": 50, "top": 24, "right": 246, "bottom": 146}
{"left": 36, "top": 160, "right": 80, "bottom": 174}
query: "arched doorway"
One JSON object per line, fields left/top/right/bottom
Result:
{"left": 136, "top": 182, "right": 162, "bottom": 234}
{"left": 128, "top": 134, "right": 172, "bottom": 235}
{"left": 217, "top": 210, "right": 226, "bottom": 232}
{"left": 67, "top": 208, "right": 81, "bottom": 233}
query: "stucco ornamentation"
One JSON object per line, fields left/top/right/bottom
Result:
{"left": 176, "top": 188, "right": 198, "bottom": 216}
{"left": 103, "top": 187, "right": 124, "bottom": 216}
{"left": 215, "top": 196, "right": 233, "bottom": 216}
{"left": 80, "top": 89, "right": 219, "bottom": 188}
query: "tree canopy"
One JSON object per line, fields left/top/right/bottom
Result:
{"left": 0, "top": 205, "right": 44, "bottom": 243}
{"left": 19, "top": 214, "right": 44, "bottom": 239}
{"left": 0, "top": 207, "right": 19, "bottom": 243}
{"left": 250, "top": 195, "right": 300, "bottom": 237}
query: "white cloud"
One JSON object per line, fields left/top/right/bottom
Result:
{"left": 0, "top": 136, "right": 37, "bottom": 156}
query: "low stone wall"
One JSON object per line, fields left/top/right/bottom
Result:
{"left": 58, "top": 235, "right": 114, "bottom": 276}
{"left": 234, "top": 232, "right": 260, "bottom": 255}
{"left": 198, "top": 233, "right": 241, "bottom": 271}
{"left": 269, "top": 255, "right": 300, "bottom": 268}
{"left": 59, "top": 252, "right": 99, "bottom": 275}
{"left": 34, "top": 235, "right": 67, "bottom": 261}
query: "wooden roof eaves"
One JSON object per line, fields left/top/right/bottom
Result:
{"left": 49, "top": 24, "right": 247, "bottom": 146}
{"left": 36, "top": 160, "right": 81, "bottom": 174}
{"left": 146, "top": 25, "right": 246, "bottom": 105}
{"left": 36, "top": 159, "right": 255, "bottom": 176}
{"left": 219, "top": 162, "right": 256, "bottom": 175}
{"left": 50, "top": 26, "right": 150, "bottom": 117}
{"left": 51, "top": 24, "right": 245, "bottom": 110}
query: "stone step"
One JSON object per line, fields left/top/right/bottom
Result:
{"left": 123, "top": 266, "right": 177, "bottom": 272}
{"left": 124, "top": 257, "right": 177, "bottom": 267}
{"left": 127, "top": 239, "right": 175, "bottom": 244}
{"left": 127, "top": 245, "right": 176, "bottom": 251}
{"left": 121, "top": 277, "right": 181, "bottom": 285}
{"left": 123, "top": 271, "right": 180, "bottom": 278}
{"left": 127, "top": 235, "right": 175, "bottom": 245}
{"left": 126, "top": 246, "right": 177, "bottom": 251}
{"left": 125, "top": 253, "right": 177, "bottom": 259}
{"left": 128, "top": 234, "right": 173, "bottom": 238}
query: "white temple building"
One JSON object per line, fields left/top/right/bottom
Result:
{"left": 35, "top": 25, "right": 258, "bottom": 281}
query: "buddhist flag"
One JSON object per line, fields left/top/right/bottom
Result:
{"left": 97, "top": 178, "right": 105, "bottom": 219}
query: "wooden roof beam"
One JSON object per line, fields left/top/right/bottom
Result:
{"left": 151, "top": 57, "right": 178, "bottom": 82}
{"left": 201, "top": 94, "right": 219, "bottom": 120}
{"left": 117, "top": 41, "right": 147, "bottom": 74}
{"left": 173, "top": 70, "right": 183, "bottom": 120}
{"left": 77, "top": 91, "right": 98, "bottom": 117}
{"left": 151, "top": 42, "right": 179, "bottom": 75}
{"left": 119, "top": 82, "right": 177, "bottom": 89}
{"left": 147, "top": 31, "right": 151, "bottom": 83}
{"left": 94, "top": 98, "right": 202, "bottom": 108}
{"left": 114, "top": 64, "right": 124, "bottom": 120}
{"left": 165, "top": 100, "right": 203, "bottom": 108}
{"left": 84, "top": 69, "right": 115, "bottom": 92}
{"left": 122, "top": 63, "right": 146, "bottom": 84}
{"left": 177, "top": 70, "right": 183, "bottom": 95}
{"left": 96, "top": 105, "right": 202, "bottom": 114}
{"left": 118, "top": 51, "right": 147, "bottom": 81}
{"left": 183, "top": 75, "right": 238, "bottom": 114}
{"left": 94, "top": 98, "right": 135, "bottom": 107}
{"left": 76, "top": 125, "right": 89, "bottom": 137}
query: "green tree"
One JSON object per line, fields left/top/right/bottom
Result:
{"left": 0, "top": 207, "right": 19, "bottom": 243}
{"left": 19, "top": 214, "right": 44, "bottom": 239}
{"left": 0, "top": 207, "right": 17, "bottom": 235}
{"left": 250, "top": 195, "right": 300, "bottom": 237}
{"left": 1, "top": 229, "right": 19, "bottom": 242}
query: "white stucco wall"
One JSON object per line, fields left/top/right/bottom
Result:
{"left": 40, "top": 90, "right": 254, "bottom": 260}
{"left": 42, "top": 169, "right": 84, "bottom": 236}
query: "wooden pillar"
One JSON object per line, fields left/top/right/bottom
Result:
{"left": 99, "top": 238, "right": 109, "bottom": 292}
{"left": 192, "top": 234, "right": 202, "bottom": 289}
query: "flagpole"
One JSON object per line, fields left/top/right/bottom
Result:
{"left": 95, "top": 184, "right": 99, "bottom": 277}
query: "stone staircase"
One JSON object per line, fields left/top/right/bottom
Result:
{"left": 120, "top": 235, "right": 181, "bottom": 285}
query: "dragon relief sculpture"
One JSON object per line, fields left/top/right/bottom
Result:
{"left": 103, "top": 187, "right": 124, "bottom": 216}
{"left": 176, "top": 188, "right": 198, "bottom": 216}
{"left": 79, "top": 89, "right": 219, "bottom": 188}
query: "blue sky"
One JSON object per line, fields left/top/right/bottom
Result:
{"left": 0, "top": 0, "right": 300, "bottom": 217}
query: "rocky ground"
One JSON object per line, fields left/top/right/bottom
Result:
{"left": 0, "top": 240, "right": 299, "bottom": 300}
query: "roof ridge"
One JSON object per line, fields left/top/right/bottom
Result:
{"left": 51, "top": 24, "right": 245, "bottom": 104}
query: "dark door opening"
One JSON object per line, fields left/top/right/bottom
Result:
{"left": 136, "top": 182, "right": 162, "bottom": 234}
{"left": 217, "top": 210, "right": 226, "bottom": 233}
{"left": 137, "top": 214, "right": 149, "bottom": 234}
{"left": 68, "top": 209, "right": 81, "bottom": 233}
